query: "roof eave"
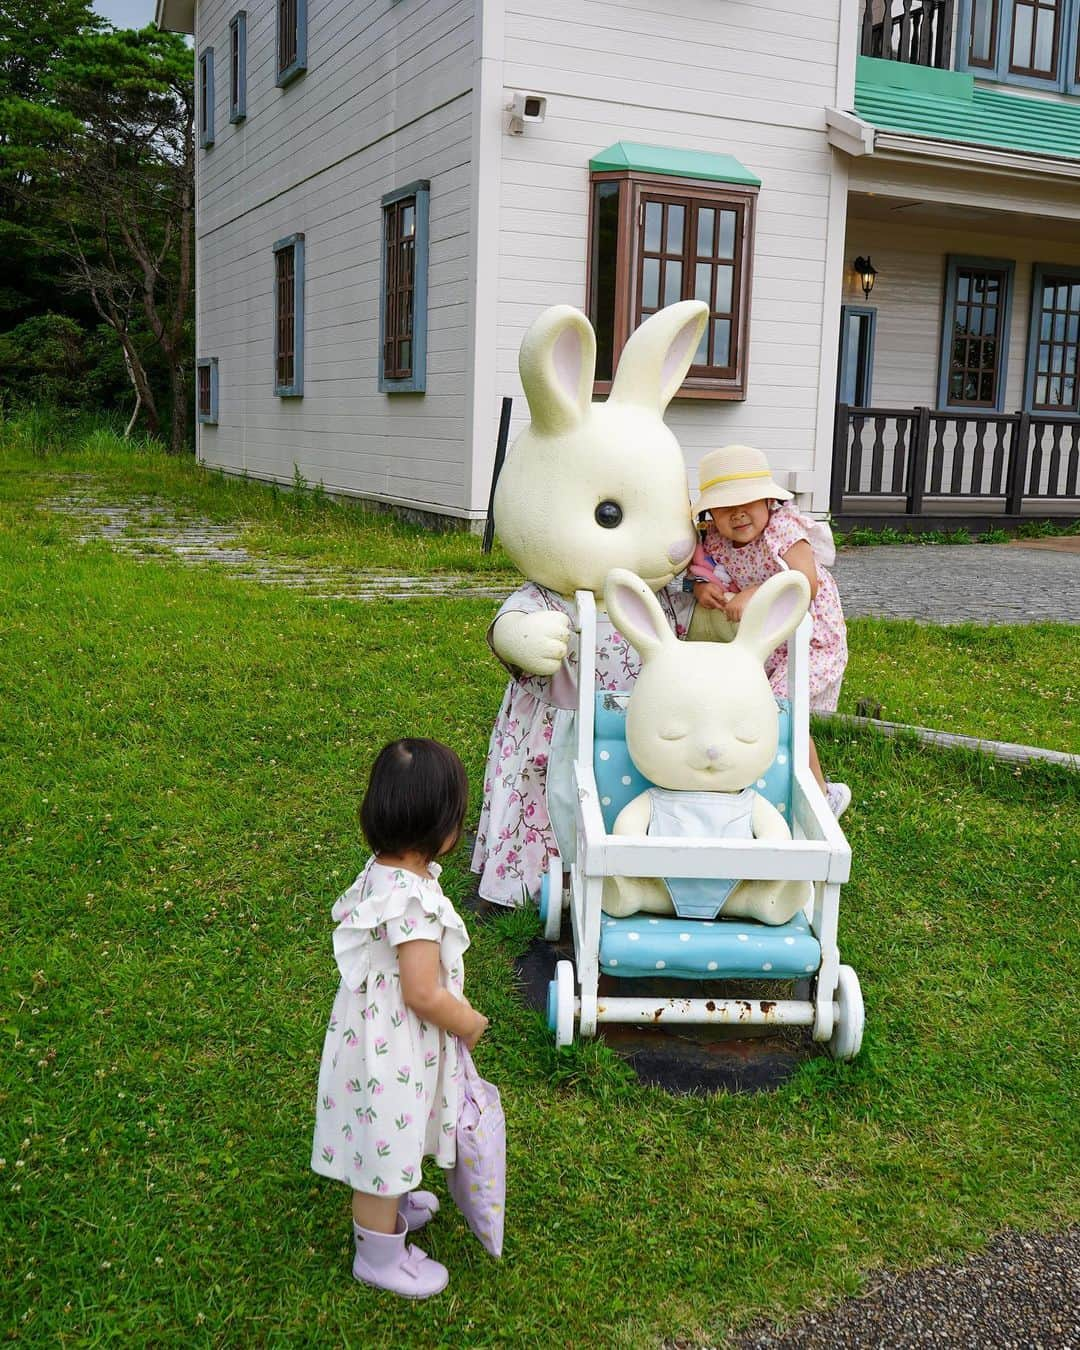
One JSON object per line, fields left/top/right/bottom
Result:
{"left": 155, "top": 0, "right": 194, "bottom": 35}
{"left": 874, "top": 130, "right": 1080, "bottom": 181}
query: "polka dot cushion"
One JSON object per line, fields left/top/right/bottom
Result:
{"left": 599, "top": 914, "right": 820, "bottom": 980}
{"left": 593, "top": 692, "right": 793, "bottom": 832}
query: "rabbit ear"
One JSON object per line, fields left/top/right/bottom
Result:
{"left": 608, "top": 300, "right": 708, "bottom": 413}
{"left": 733, "top": 571, "right": 812, "bottom": 664}
{"left": 603, "top": 569, "right": 674, "bottom": 663}
{"left": 518, "top": 305, "right": 597, "bottom": 436}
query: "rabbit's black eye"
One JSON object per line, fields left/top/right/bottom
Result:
{"left": 595, "top": 500, "right": 623, "bottom": 529}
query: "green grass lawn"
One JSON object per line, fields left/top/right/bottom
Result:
{"left": 2, "top": 426, "right": 1078, "bottom": 1346}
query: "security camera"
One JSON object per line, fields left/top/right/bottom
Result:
{"left": 508, "top": 91, "right": 547, "bottom": 134}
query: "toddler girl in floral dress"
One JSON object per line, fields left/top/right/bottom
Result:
{"left": 311, "top": 739, "right": 489, "bottom": 1299}
{"left": 689, "top": 444, "right": 851, "bottom": 816}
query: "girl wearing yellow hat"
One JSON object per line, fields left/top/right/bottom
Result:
{"left": 689, "top": 445, "right": 850, "bottom": 816}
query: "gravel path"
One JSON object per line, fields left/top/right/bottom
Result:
{"left": 731, "top": 1228, "right": 1079, "bottom": 1349}
{"left": 833, "top": 542, "right": 1080, "bottom": 624}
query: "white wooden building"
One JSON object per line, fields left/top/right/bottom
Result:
{"left": 158, "top": 0, "right": 1080, "bottom": 529}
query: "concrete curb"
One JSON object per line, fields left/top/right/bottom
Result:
{"left": 819, "top": 712, "right": 1080, "bottom": 772}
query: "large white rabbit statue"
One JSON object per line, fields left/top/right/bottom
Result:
{"left": 472, "top": 300, "right": 710, "bottom": 907}
{"left": 600, "top": 566, "right": 813, "bottom": 926}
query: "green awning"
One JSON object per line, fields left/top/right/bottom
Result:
{"left": 854, "top": 55, "right": 1080, "bottom": 163}
{"left": 589, "top": 141, "right": 761, "bottom": 186}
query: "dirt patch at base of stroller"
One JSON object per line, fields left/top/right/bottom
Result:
{"left": 514, "top": 936, "right": 813, "bottom": 1096}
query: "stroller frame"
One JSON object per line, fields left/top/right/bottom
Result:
{"left": 542, "top": 588, "right": 864, "bottom": 1060}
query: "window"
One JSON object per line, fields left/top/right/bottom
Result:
{"left": 196, "top": 358, "right": 219, "bottom": 424}
{"left": 837, "top": 306, "right": 877, "bottom": 406}
{"left": 379, "top": 182, "right": 430, "bottom": 393}
{"left": 198, "top": 48, "right": 214, "bottom": 149}
{"left": 958, "top": 0, "right": 1080, "bottom": 91}
{"left": 586, "top": 163, "right": 758, "bottom": 399}
{"left": 1025, "top": 264, "right": 1080, "bottom": 414}
{"left": 276, "top": 0, "right": 307, "bottom": 87}
{"left": 273, "top": 234, "right": 304, "bottom": 397}
{"left": 938, "top": 256, "right": 1014, "bottom": 411}
{"left": 229, "top": 11, "right": 247, "bottom": 122}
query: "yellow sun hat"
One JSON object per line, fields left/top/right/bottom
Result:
{"left": 692, "top": 444, "right": 793, "bottom": 515}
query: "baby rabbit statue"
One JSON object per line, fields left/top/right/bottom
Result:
{"left": 472, "top": 299, "right": 710, "bottom": 907}
{"left": 601, "top": 566, "right": 813, "bottom": 926}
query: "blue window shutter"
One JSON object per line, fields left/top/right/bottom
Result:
{"left": 196, "top": 357, "right": 219, "bottom": 424}
{"left": 276, "top": 0, "right": 308, "bottom": 87}
{"left": 273, "top": 233, "right": 305, "bottom": 397}
{"left": 199, "top": 49, "right": 215, "bottom": 148}
{"left": 229, "top": 12, "right": 247, "bottom": 122}
{"left": 937, "top": 255, "right": 1014, "bottom": 413}
{"left": 379, "top": 181, "right": 430, "bottom": 394}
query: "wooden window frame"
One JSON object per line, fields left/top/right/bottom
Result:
{"left": 958, "top": 0, "right": 1080, "bottom": 90}
{"left": 586, "top": 170, "right": 757, "bottom": 401}
{"left": 198, "top": 48, "right": 214, "bottom": 149}
{"left": 229, "top": 11, "right": 247, "bottom": 123}
{"left": 966, "top": 0, "right": 1001, "bottom": 66}
{"left": 937, "top": 255, "right": 1014, "bottom": 413}
{"left": 276, "top": 0, "right": 307, "bottom": 88}
{"left": 379, "top": 182, "right": 429, "bottom": 394}
{"left": 1007, "top": 0, "right": 1062, "bottom": 78}
{"left": 273, "top": 233, "right": 304, "bottom": 398}
{"left": 1023, "top": 262, "right": 1080, "bottom": 417}
{"left": 196, "top": 357, "right": 219, "bottom": 424}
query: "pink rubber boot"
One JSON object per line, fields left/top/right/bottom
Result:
{"left": 352, "top": 1216, "right": 448, "bottom": 1299}
{"left": 398, "top": 1190, "right": 440, "bottom": 1232}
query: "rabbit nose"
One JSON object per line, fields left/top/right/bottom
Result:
{"left": 705, "top": 745, "right": 721, "bottom": 762}
{"left": 667, "top": 536, "right": 697, "bottom": 564}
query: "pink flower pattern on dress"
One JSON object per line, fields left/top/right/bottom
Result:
{"left": 699, "top": 504, "right": 848, "bottom": 710}
{"left": 472, "top": 581, "right": 692, "bottom": 905}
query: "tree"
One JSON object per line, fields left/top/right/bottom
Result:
{"left": 0, "top": 17, "right": 194, "bottom": 452}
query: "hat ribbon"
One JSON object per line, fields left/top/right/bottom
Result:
{"left": 699, "top": 469, "right": 772, "bottom": 491}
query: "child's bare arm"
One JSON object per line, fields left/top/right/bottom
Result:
{"left": 780, "top": 539, "right": 819, "bottom": 600}
{"left": 398, "top": 939, "right": 488, "bottom": 1049}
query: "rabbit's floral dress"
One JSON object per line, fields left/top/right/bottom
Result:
{"left": 472, "top": 581, "right": 693, "bottom": 907}
{"left": 311, "top": 859, "right": 468, "bottom": 1196}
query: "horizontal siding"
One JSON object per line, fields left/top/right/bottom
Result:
{"left": 195, "top": 0, "right": 474, "bottom": 218}
{"left": 842, "top": 214, "right": 1080, "bottom": 413}
{"left": 487, "top": 0, "right": 843, "bottom": 497}
{"left": 196, "top": 92, "right": 474, "bottom": 514}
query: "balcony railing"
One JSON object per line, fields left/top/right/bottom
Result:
{"left": 859, "top": 0, "right": 955, "bottom": 70}
{"left": 831, "top": 404, "right": 1080, "bottom": 527}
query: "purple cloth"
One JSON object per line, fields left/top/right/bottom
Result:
{"left": 446, "top": 1043, "right": 505, "bottom": 1258}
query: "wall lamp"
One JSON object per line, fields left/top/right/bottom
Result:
{"left": 853, "top": 255, "right": 878, "bottom": 300}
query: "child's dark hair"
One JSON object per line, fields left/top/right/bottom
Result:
{"left": 360, "top": 739, "right": 469, "bottom": 861}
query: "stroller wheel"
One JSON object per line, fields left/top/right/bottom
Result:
{"left": 547, "top": 960, "right": 576, "bottom": 1047}
{"left": 539, "top": 854, "right": 563, "bottom": 941}
{"left": 826, "top": 964, "right": 864, "bottom": 1061}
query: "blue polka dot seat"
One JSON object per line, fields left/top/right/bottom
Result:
{"left": 592, "top": 691, "right": 821, "bottom": 981}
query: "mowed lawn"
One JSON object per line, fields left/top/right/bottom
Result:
{"left": 1, "top": 431, "right": 1078, "bottom": 1347}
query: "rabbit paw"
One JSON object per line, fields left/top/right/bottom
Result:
{"left": 492, "top": 609, "right": 572, "bottom": 677}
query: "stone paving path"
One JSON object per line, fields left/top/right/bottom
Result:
{"left": 833, "top": 542, "right": 1080, "bottom": 624}
{"left": 47, "top": 488, "right": 1080, "bottom": 622}
{"left": 44, "top": 492, "right": 513, "bottom": 601}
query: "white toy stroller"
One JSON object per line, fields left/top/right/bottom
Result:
{"left": 538, "top": 588, "right": 865, "bottom": 1061}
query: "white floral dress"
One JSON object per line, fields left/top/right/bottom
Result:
{"left": 471, "top": 581, "right": 693, "bottom": 906}
{"left": 311, "top": 859, "right": 469, "bottom": 1197}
